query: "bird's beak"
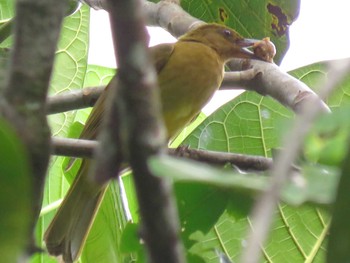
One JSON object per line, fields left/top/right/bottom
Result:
{"left": 236, "top": 38, "right": 259, "bottom": 58}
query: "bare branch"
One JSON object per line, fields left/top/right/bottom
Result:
{"left": 51, "top": 137, "right": 97, "bottom": 158}
{"left": 51, "top": 137, "right": 273, "bottom": 171}
{"left": 227, "top": 59, "right": 331, "bottom": 113}
{"left": 47, "top": 86, "right": 103, "bottom": 114}
{"left": 173, "top": 146, "right": 272, "bottom": 171}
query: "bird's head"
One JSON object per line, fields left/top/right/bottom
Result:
{"left": 180, "top": 24, "right": 259, "bottom": 62}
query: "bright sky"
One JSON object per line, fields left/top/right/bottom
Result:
{"left": 88, "top": 0, "right": 350, "bottom": 113}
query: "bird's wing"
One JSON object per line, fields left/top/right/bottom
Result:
{"left": 79, "top": 77, "right": 117, "bottom": 140}
{"left": 79, "top": 44, "right": 175, "bottom": 140}
{"left": 149, "top": 43, "right": 175, "bottom": 74}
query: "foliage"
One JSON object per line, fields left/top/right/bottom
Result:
{"left": 1, "top": 0, "right": 350, "bottom": 263}
{"left": 0, "top": 118, "right": 32, "bottom": 262}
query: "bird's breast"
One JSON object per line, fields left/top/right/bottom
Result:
{"left": 157, "top": 42, "right": 224, "bottom": 138}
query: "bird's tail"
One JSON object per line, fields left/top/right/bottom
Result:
{"left": 44, "top": 159, "right": 107, "bottom": 263}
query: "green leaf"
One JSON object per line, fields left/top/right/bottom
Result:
{"left": 150, "top": 155, "right": 338, "bottom": 206}
{"left": 81, "top": 182, "right": 131, "bottom": 263}
{"left": 83, "top": 64, "right": 116, "bottom": 87}
{"left": 0, "top": 118, "right": 32, "bottom": 262}
{"left": 120, "top": 222, "right": 142, "bottom": 253}
{"left": 149, "top": 155, "right": 335, "bottom": 262}
{"left": 121, "top": 171, "right": 139, "bottom": 222}
{"left": 0, "top": 0, "right": 14, "bottom": 21}
{"left": 190, "top": 206, "right": 329, "bottom": 263}
{"left": 49, "top": 5, "right": 90, "bottom": 137}
{"left": 175, "top": 182, "right": 229, "bottom": 248}
{"left": 289, "top": 58, "right": 350, "bottom": 108}
{"left": 184, "top": 90, "right": 293, "bottom": 156}
{"left": 165, "top": 58, "right": 350, "bottom": 262}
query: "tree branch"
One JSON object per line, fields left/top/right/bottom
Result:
{"left": 51, "top": 137, "right": 273, "bottom": 171}
{"left": 0, "top": 0, "right": 67, "bottom": 253}
{"left": 47, "top": 86, "right": 103, "bottom": 114}
{"left": 226, "top": 59, "right": 331, "bottom": 113}
{"left": 103, "top": 0, "right": 186, "bottom": 262}
{"left": 47, "top": 60, "right": 331, "bottom": 115}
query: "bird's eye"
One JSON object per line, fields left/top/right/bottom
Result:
{"left": 223, "top": 29, "right": 231, "bottom": 37}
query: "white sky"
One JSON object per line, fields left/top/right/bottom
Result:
{"left": 88, "top": 0, "right": 350, "bottom": 113}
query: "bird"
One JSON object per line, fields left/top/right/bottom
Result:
{"left": 44, "top": 23, "right": 266, "bottom": 262}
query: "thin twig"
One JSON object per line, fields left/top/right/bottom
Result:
{"left": 51, "top": 137, "right": 273, "bottom": 171}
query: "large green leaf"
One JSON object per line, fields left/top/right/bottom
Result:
{"left": 167, "top": 58, "right": 350, "bottom": 262}
{"left": 0, "top": 118, "right": 32, "bottom": 262}
{"left": 81, "top": 182, "right": 130, "bottom": 263}
{"left": 150, "top": 0, "right": 300, "bottom": 63}
{"left": 289, "top": 58, "right": 350, "bottom": 107}
{"left": 185, "top": 90, "right": 293, "bottom": 156}
{"left": 49, "top": 6, "right": 90, "bottom": 137}
{"left": 190, "top": 206, "right": 329, "bottom": 263}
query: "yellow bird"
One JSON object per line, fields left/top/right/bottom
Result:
{"left": 44, "top": 23, "right": 264, "bottom": 262}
